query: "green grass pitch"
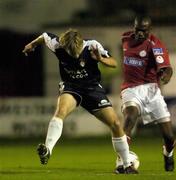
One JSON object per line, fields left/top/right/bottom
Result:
{"left": 0, "top": 136, "right": 175, "bottom": 180}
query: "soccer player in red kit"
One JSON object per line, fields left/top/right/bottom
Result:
{"left": 115, "top": 16, "right": 175, "bottom": 173}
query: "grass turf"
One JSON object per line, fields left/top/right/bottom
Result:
{"left": 0, "top": 136, "right": 175, "bottom": 180}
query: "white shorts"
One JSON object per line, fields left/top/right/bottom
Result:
{"left": 121, "top": 83, "right": 170, "bottom": 124}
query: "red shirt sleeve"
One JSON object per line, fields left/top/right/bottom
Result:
{"left": 150, "top": 34, "right": 171, "bottom": 72}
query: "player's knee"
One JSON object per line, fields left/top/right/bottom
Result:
{"left": 110, "top": 120, "right": 121, "bottom": 132}
{"left": 124, "top": 110, "right": 138, "bottom": 123}
{"left": 55, "top": 107, "right": 68, "bottom": 119}
{"left": 124, "top": 106, "right": 139, "bottom": 119}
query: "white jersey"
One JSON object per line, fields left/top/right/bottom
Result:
{"left": 121, "top": 83, "right": 170, "bottom": 124}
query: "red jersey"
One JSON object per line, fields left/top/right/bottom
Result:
{"left": 121, "top": 31, "right": 171, "bottom": 90}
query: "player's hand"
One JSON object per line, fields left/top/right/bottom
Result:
{"left": 159, "top": 67, "right": 173, "bottom": 85}
{"left": 22, "top": 43, "right": 35, "bottom": 56}
{"left": 160, "top": 74, "right": 170, "bottom": 84}
{"left": 90, "top": 45, "right": 103, "bottom": 62}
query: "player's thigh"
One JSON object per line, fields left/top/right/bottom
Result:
{"left": 93, "top": 106, "right": 119, "bottom": 126}
{"left": 54, "top": 93, "right": 77, "bottom": 118}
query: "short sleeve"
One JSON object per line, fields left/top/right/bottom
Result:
{"left": 43, "top": 32, "right": 60, "bottom": 52}
{"left": 84, "top": 40, "right": 110, "bottom": 57}
{"left": 151, "top": 35, "right": 171, "bottom": 71}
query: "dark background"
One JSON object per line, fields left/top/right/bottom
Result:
{"left": 0, "top": 30, "right": 44, "bottom": 96}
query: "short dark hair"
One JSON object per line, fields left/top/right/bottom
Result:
{"left": 134, "top": 16, "right": 152, "bottom": 30}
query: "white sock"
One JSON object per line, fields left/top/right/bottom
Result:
{"left": 163, "top": 145, "right": 174, "bottom": 157}
{"left": 112, "top": 135, "right": 131, "bottom": 168}
{"left": 45, "top": 117, "right": 63, "bottom": 154}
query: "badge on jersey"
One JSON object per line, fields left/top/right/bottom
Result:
{"left": 139, "top": 50, "right": 147, "bottom": 57}
{"left": 79, "top": 59, "right": 86, "bottom": 67}
{"left": 156, "top": 56, "right": 164, "bottom": 63}
{"left": 152, "top": 48, "right": 163, "bottom": 55}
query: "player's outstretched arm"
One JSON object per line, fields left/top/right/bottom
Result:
{"left": 22, "top": 35, "right": 44, "bottom": 56}
{"left": 90, "top": 45, "right": 117, "bottom": 68}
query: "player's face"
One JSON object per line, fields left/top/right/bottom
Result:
{"left": 134, "top": 18, "right": 151, "bottom": 41}
{"left": 74, "top": 44, "right": 83, "bottom": 58}
{"left": 134, "top": 28, "right": 150, "bottom": 41}
{"left": 66, "top": 44, "right": 83, "bottom": 59}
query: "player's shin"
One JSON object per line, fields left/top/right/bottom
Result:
{"left": 112, "top": 135, "right": 131, "bottom": 167}
{"left": 45, "top": 117, "right": 63, "bottom": 154}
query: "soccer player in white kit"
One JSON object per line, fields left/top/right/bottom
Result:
{"left": 116, "top": 16, "right": 175, "bottom": 173}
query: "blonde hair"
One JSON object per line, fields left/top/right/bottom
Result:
{"left": 59, "top": 28, "right": 83, "bottom": 58}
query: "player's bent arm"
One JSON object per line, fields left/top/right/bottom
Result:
{"left": 89, "top": 42, "right": 117, "bottom": 68}
{"left": 99, "top": 57, "right": 117, "bottom": 68}
{"left": 159, "top": 66, "right": 173, "bottom": 85}
{"left": 22, "top": 35, "right": 44, "bottom": 56}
